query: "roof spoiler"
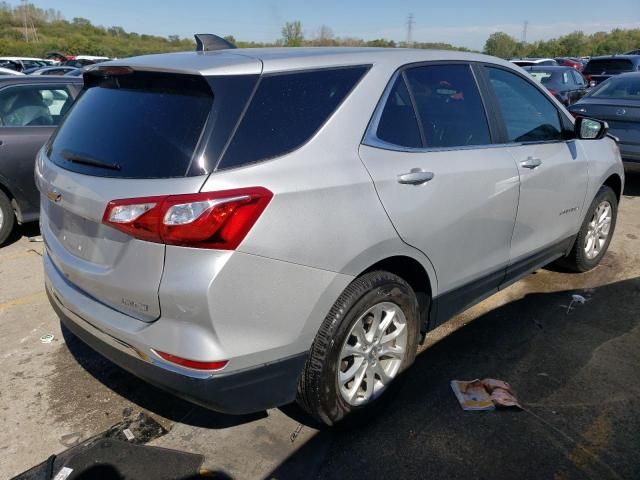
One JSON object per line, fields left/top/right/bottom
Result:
{"left": 194, "top": 34, "right": 236, "bottom": 52}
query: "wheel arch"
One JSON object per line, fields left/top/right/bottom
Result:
{"left": 602, "top": 173, "right": 622, "bottom": 203}
{"left": 359, "top": 255, "right": 434, "bottom": 336}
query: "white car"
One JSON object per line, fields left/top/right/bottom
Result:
{"left": 511, "top": 58, "right": 558, "bottom": 67}
{"left": 0, "top": 67, "right": 24, "bottom": 76}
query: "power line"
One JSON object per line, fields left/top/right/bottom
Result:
{"left": 407, "top": 13, "right": 415, "bottom": 47}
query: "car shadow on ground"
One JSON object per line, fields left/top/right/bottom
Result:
{"left": 623, "top": 170, "right": 640, "bottom": 197}
{"left": 269, "top": 277, "right": 640, "bottom": 480}
{"left": 2, "top": 221, "right": 40, "bottom": 247}
{"left": 61, "top": 325, "right": 268, "bottom": 429}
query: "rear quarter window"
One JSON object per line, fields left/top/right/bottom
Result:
{"left": 217, "top": 65, "right": 369, "bottom": 170}
{"left": 585, "top": 59, "right": 633, "bottom": 75}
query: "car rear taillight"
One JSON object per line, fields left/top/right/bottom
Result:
{"left": 154, "top": 350, "right": 228, "bottom": 371}
{"left": 102, "top": 187, "right": 272, "bottom": 249}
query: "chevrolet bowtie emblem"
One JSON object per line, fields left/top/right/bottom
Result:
{"left": 47, "top": 190, "right": 61, "bottom": 203}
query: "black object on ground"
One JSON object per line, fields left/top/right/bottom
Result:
{"left": 12, "top": 412, "right": 204, "bottom": 479}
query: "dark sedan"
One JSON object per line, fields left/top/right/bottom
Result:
{"left": 569, "top": 72, "right": 640, "bottom": 170}
{"left": 0, "top": 76, "right": 83, "bottom": 244}
{"left": 523, "top": 66, "right": 588, "bottom": 106}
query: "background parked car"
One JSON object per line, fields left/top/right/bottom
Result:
{"left": 0, "top": 67, "right": 24, "bottom": 76}
{"left": 624, "top": 49, "right": 640, "bottom": 55}
{"left": 0, "top": 76, "right": 83, "bottom": 244}
{"left": 524, "top": 65, "right": 588, "bottom": 105}
{"left": 0, "top": 57, "right": 49, "bottom": 73}
{"left": 28, "top": 66, "right": 79, "bottom": 76}
{"left": 511, "top": 58, "right": 559, "bottom": 67}
{"left": 583, "top": 55, "right": 640, "bottom": 87}
{"left": 555, "top": 57, "right": 585, "bottom": 72}
{"left": 569, "top": 72, "right": 640, "bottom": 170}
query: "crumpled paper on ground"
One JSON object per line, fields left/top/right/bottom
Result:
{"left": 450, "top": 378, "right": 521, "bottom": 411}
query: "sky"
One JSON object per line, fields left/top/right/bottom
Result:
{"left": 8, "top": 0, "right": 640, "bottom": 50}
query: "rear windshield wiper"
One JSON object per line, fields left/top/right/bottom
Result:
{"left": 61, "top": 149, "right": 121, "bottom": 171}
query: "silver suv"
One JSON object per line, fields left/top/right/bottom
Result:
{"left": 37, "top": 43, "right": 624, "bottom": 426}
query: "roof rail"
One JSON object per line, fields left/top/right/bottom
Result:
{"left": 194, "top": 34, "right": 236, "bottom": 52}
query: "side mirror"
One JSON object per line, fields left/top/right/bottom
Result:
{"left": 575, "top": 116, "right": 608, "bottom": 140}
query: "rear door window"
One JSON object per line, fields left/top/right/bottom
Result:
{"left": 217, "top": 66, "right": 369, "bottom": 170}
{"left": 403, "top": 64, "right": 491, "bottom": 148}
{"left": 48, "top": 71, "right": 214, "bottom": 178}
{"left": 570, "top": 70, "right": 585, "bottom": 86}
{"left": 375, "top": 75, "right": 422, "bottom": 148}
{"left": 0, "top": 85, "right": 73, "bottom": 126}
{"left": 486, "top": 67, "right": 562, "bottom": 143}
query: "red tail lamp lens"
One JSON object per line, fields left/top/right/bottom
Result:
{"left": 102, "top": 187, "right": 273, "bottom": 250}
{"left": 155, "top": 350, "right": 228, "bottom": 371}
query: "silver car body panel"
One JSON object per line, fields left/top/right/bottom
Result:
{"left": 36, "top": 152, "right": 208, "bottom": 321}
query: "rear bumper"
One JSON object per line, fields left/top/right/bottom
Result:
{"left": 47, "top": 285, "right": 307, "bottom": 414}
{"left": 44, "top": 247, "right": 312, "bottom": 414}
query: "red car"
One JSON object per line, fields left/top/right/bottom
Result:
{"left": 555, "top": 57, "right": 584, "bottom": 72}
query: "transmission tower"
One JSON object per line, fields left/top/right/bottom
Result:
{"left": 522, "top": 20, "right": 528, "bottom": 44}
{"left": 407, "top": 13, "right": 415, "bottom": 47}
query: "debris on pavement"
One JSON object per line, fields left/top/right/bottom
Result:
{"left": 28, "top": 235, "right": 43, "bottom": 243}
{"left": 290, "top": 423, "right": 304, "bottom": 443}
{"left": 39, "top": 333, "right": 54, "bottom": 344}
{"left": 52, "top": 466, "right": 73, "bottom": 480}
{"left": 104, "top": 412, "right": 168, "bottom": 445}
{"left": 562, "top": 293, "right": 589, "bottom": 314}
{"left": 451, "top": 378, "right": 521, "bottom": 411}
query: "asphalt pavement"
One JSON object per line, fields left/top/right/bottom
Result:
{"left": 1, "top": 172, "right": 639, "bottom": 479}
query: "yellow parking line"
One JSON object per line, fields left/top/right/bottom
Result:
{"left": 0, "top": 292, "right": 46, "bottom": 312}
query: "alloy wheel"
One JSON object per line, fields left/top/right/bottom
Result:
{"left": 337, "top": 302, "right": 408, "bottom": 406}
{"left": 584, "top": 200, "right": 612, "bottom": 260}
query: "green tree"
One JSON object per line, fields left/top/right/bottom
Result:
{"left": 484, "top": 32, "right": 521, "bottom": 58}
{"left": 281, "top": 20, "right": 304, "bottom": 47}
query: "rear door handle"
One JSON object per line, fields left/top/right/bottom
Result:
{"left": 397, "top": 169, "right": 434, "bottom": 185}
{"left": 520, "top": 157, "right": 542, "bottom": 169}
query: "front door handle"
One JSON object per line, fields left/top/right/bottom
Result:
{"left": 397, "top": 169, "right": 434, "bottom": 185}
{"left": 520, "top": 157, "right": 542, "bottom": 169}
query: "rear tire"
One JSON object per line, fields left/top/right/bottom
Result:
{"left": 0, "top": 190, "right": 15, "bottom": 246}
{"left": 558, "top": 185, "right": 617, "bottom": 272}
{"left": 297, "top": 271, "right": 420, "bottom": 426}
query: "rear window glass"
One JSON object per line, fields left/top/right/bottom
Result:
{"left": 48, "top": 71, "right": 213, "bottom": 178}
{"left": 528, "top": 71, "right": 554, "bottom": 84}
{"left": 590, "top": 76, "right": 640, "bottom": 100}
{"left": 584, "top": 59, "right": 634, "bottom": 75}
{"left": 217, "top": 66, "right": 369, "bottom": 170}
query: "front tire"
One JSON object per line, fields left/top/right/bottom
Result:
{"left": 297, "top": 271, "right": 420, "bottom": 426}
{"left": 559, "top": 185, "right": 618, "bottom": 272}
{"left": 0, "top": 190, "right": 15, "bottom": 246}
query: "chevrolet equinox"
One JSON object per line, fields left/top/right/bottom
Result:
{"left": 37, "top": 39, "right": 624, "bottom": 426}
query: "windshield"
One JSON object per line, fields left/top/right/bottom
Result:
{"left": 528, "top": 71, "right": 554, "bottom": 84}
